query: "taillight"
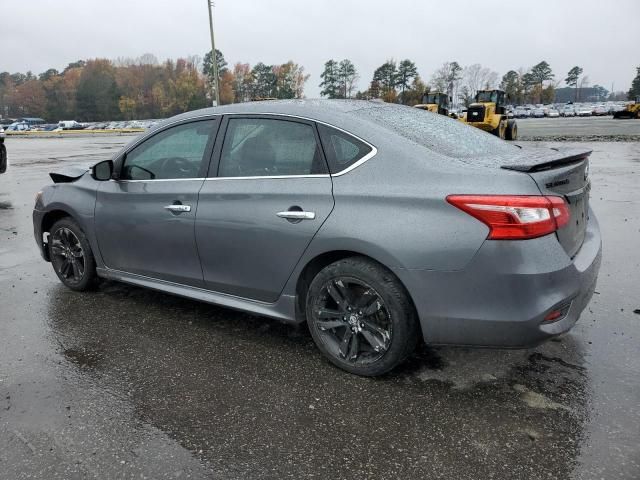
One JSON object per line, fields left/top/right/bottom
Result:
{"left": 446, "top": 195, "right": 570, "bottom": 240}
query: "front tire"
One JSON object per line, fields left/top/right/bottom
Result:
{"left": 305, "top": 257, "right": 419, "bottom": 376}
{"left": 505, "top": 119, "right": 518, "bottom": 141}
{"left": 49, "top": 218, "right": 97, "bottom": 291}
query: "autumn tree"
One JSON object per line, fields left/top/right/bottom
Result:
{"left": 39, "top": 69, "right": 59, "bottom": 82}
{"left": 540, "top": 85, "right": 556, "bottom": 104}
{"left": 10, "top": 79, "right": 46, "bottom": 117}
{"left": 402, "top": 76, "right": 428, "bottom": 106}
{"left": 232, "top": 63, "right": 253, "bottom": 103}
{"left": 170, "top": 58, "right": 208, "bottom": 113}
{"left": 273, "top": 61, "right": 308, "bottom": 99}
{"left": 76, "top": 59, "right": 120, "bottom": 121}
{"left": 369, "top": 79, "right": 382, "bottom": 99}
{"left": 63, "top": 60, "right": 86, "bottom": 73}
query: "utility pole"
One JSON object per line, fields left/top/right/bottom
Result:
{"left": 207, "top": 0, "right": 220, "bottom": 106}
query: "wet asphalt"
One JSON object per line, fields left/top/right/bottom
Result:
{"left": 0, "top": 131, "right": 639, "bottom": 479}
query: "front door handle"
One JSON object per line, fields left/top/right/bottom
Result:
{"left": 276, "top": 210, "right": 315, "bottom": 220}
{"left": 164, "top": 204, "right": 191, "bottom": 213}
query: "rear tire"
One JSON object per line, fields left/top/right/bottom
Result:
{"left": 505, "top": 119, "right": 518, "bottom": 141}
{"left": 49, "top": 218, "right": 97, "bottom": 291}
{"left": 305, "top": 257, "right": 419, "bottom": 376}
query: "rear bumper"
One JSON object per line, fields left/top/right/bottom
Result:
{"left": 395, "top": 210, "right": 602, "bottom": 347}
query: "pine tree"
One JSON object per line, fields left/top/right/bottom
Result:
{"left": 319, "top": 60, "right": 340, "bottom": 98}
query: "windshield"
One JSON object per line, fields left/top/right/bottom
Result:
{"left": 476, "top": 91, "right": 497, "bottom": 103}
{"left": 423, "top": 94, "right": 440, "bottom": 104}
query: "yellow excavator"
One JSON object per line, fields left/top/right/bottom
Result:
{"left": 613, "top": 96, "right": 640, "bottom": 119}
{"left": 414, "top": 92, "right": 451, "bottom": 116}
{"left": 459, "top": 89, "right": 517, "bottom": 140}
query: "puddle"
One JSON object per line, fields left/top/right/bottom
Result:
{"left": 63, "top": 347, "right": 103, "bottom": 369}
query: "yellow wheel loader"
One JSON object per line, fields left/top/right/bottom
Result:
{"left": 613, "top": 96, "right": 640, "bottom": 119}
{"left": 414, "top": 92, "right": 451, "bottom": 116}
{"left": 459, "top": 89, "right": 517, "bottom": 140}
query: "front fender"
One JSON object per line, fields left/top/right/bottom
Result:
{"left": 35, "top": 177, "right": 102, "bottom": 267}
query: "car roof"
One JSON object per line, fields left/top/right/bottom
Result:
{"left": 143, "top": 99, "right": 520, "bottom": 164}
{"left": 167, "top": 99, "right": 384, "bottom": 127}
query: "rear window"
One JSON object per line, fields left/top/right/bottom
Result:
{"left": 317, "top": 124, "right": 372, "bottom": 174}
{"left": 351, "top": 105, "right": 518, "bottom": 158}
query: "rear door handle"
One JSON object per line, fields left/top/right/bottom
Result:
{"left": 164, "top": 204, "right": 191, "bottom": 213}
{"left": 276, "top": 210, "right": 315, "bottom": 220}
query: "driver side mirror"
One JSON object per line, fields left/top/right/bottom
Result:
{"left": 91, "top": 160, "right": 113, "bottom": 181}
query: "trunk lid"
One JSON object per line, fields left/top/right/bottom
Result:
{"left": 501, "top": 146, "right": 591, "bottom": 258}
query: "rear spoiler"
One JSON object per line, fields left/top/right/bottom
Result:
{"left": 50, "top": 166, "right": 88, "bottom": 183}
{"left": 501, "top": 149, "right": 591, "bottom": 173}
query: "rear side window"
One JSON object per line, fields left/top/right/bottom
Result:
{"left": 351, "top": 105, "right": 517, "bottom": 159}
{"left": 218, "top": 118, "right": 327, "bottom": 177}
{"left": 317, "top": 124, "right": 372, "bottom": 174}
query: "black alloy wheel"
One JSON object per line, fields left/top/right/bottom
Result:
{"left": 306, "top": 257, "right": 418, "bottom": 376}
{"left": 49, "top": 218, "right": 97, "bottom": 291}
{"left": 312, "top": 277, "right": 392, "bottom": 365}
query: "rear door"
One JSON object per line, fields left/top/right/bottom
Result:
{"left": 195, "top": 115, "right": 334, "bottom": 302}
{"left": 95, "top": 118, "right": 219, "bottom": 287}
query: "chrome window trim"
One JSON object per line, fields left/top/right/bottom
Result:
{"left": 120, "top": 112, "right": 378, "bottom": 181}
{"left": 215, "top": 112, "right": 378, "bottom": 179}
{"left": 122, "top": 114, "right": 220, "bottom": 154}
{"left": 205, "top": 174, "right": 330, "bottom": 181}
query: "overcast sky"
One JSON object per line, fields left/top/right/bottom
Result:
{"left": 3, "top": 0, "right": 639, "bottom": 97}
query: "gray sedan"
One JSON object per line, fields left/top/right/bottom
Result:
{"left": 32, "top": 100, "right": 601, "bottom": 376}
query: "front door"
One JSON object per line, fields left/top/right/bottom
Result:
{"left": 196, "top": 116, "right": 334, "bottom": 302}
{"left": 95, "top": 118, "right": 219, "bottom": 287}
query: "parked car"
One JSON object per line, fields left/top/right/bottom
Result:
{"left": 562, "top": 106, "right": 576, "bottom": 117}
{"left": 57, "top": 120, "right": 84, "bottom": 130}
{"left": 6, "top": 121, "right": 29, "bottom": 131}
{"left": 547, "top": 109, "right": 560, "bottom": 118}
{"left": 592, "top": 105, "right": 608, "bottom": 116}
{"left": 0, "top": 126, "right": 6, "bottom": 174}
{"left": 577, "top": 106, "right": 592, "bottom": 117}
{"left": 32, "top": 100, "right": 601, "bottom": 376}
{"left": 514, "top": 107, "right": 530, "bottom": 118}
{"left": 531, "top": 108, "right": 545, "bottom": 118}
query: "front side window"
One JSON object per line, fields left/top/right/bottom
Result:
{"left": 218, "top": 118, "right": 326, "bottom": 177}
{"left": 122, "top": 120, "right": 215, "bottom": 180}
{"left": 317, "top": 124, "right": 373, "bottom": 174}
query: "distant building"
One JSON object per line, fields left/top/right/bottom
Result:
{"left": 554, "top": 87, "right": 609, "bottom": 103}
